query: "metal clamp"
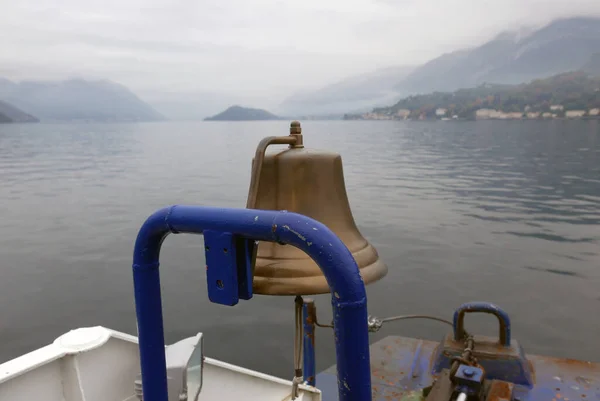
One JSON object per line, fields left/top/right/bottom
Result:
{"left": 453, "top": 302, "right": 511, "bottom": 346}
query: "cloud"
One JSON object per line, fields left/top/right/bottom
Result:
{"left": 1, "top": 0, "right": 599, "bottom": 102}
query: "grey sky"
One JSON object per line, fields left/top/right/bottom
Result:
{"left": 1, "top": 0, "right": 600, "bottom": 101}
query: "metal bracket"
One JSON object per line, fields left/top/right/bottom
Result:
{"left": 204, "top": 230, "right": 256, "bottom": 306}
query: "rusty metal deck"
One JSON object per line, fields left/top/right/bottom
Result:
{"left": 316, "top": 335, "right": 600, "bottom": 401}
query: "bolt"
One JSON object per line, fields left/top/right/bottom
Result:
{"left": 290, "top": 121, "right": 302, "bottom": 134}
{"left": 463, "top": 368, "right": 475, "bottom": 377}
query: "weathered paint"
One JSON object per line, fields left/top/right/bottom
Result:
{"left": 317, "top": 335, "right": 600, "bottom": 401}
{"left": 398, "top": 390, "right": 425, "bottom": 401}
{"left": 430, "top": 333, "right": 534, "bottom": 387}
{"left": 487, "top": 380, "right": 514, "bottom": 401}
{"left": 133, "top": 206, "right": 372, "bottom": 401}
{"left": 303, "top": 299, "right": 317, "bottom": 386}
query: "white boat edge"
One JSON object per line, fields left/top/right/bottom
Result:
{"left": 0, "top": 326, "right": 321, "bottom": 401}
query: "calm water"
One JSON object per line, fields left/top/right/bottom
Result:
{"left": 1, "top": 120, "right": 599, "bottom": 375}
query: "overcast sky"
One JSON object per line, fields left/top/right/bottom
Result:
{"left": 1, "top": 0, "right": 600, "bottom": 100}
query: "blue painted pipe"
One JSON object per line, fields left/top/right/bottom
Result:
{"left": 132, "top": 205, "right": 371, "bottom": 401}
{"left": 303, "top": 300, "right": 316, "bottom": 386}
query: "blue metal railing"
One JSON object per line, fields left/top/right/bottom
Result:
{"left": 132, "top": 205, "right": 372, "bottom": 401}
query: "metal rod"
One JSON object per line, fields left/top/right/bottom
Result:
{"left": 292, "top": 295, "right": 304, "bottom": 399}
{"left": 132, "top": 205, "right": 371, "bottom": 401}
{"left": 303, "top": 299, "right": 316, "bottom": 386}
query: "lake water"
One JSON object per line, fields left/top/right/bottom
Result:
{"left": 1, "top": 120, "right": 599, "bottom": 376}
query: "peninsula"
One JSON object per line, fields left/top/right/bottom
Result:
{"left": 204, "top": 105, "right": 280, "bottom": 121}
{"left": 344, "top": 71, "right": 600, "bottom": 121}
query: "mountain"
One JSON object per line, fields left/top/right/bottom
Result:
{"left": 395, "top": 17, "right": 600, "bottom": 95}
{"left": 0, "top": 78, "right": 164, "bottom": 122}
{"left": 582, "top": 53, "right": 600, "bottom": 76}
{"left": 277, "top": 65, "right": 415, "bottom": 116}
{"left": 354, "top": 71, "right": 600, "bottom": 120}
{"left": 281, "top": 17, "right": 600, "bottom": 116}
{"left": 0, "top": 100, "right": 38, "bottom": 123}
{"left": 204, "top": 106, "right": 280, "bottom": 121}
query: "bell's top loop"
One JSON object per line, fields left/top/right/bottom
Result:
{"left": 246, "top": 121, "right": 388, "bottom": 295}
{"left": 246, "top": 121, "right": 303, "bottom": 209}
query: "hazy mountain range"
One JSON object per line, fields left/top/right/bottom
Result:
{"left": 0, "top": 78, "right": 164, "bottom": 122}
{"left": 275, "top": 65, "right": 415, "bottom": 116}
{"left": 0, "top": 99, "right": 38, "bottom": 123}
{"left": 278, "top": 16, "right": 600, "bottom": 116}
{"left": 0, "top": 16, "right": 598, "bottom": 122}
{"left": 394, "top": 17, "right": 600, "bottom": 95}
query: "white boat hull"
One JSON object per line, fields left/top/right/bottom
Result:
{"left": 0, "top": 326, "right": 321, "bottom": 401}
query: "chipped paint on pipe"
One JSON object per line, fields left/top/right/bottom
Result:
{"left": 132, "top": 205, "right": 371, "bottom": 401}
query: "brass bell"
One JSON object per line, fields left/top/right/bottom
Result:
{"left": 246, "top": 121, "right": 388, "bottom": 295}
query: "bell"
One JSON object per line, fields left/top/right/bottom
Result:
{"left": 246, "top": 121, "right": 388, "bottom": 295}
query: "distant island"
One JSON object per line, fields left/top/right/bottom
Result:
{"left": 344, "top": 71, "right": 600, "bottom": 121}
{"left": 204, "top": 105, "right": 280, "bottom": 121}
{"left": 0, "top": 100, "right": 38, "bottom": 123}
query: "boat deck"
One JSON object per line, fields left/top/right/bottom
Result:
{"left": 316, "top": 335, "right": 600, "bottom": 401}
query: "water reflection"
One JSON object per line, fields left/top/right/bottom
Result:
{"left": 0, "top": 123, "right": 142, "bottom": 190}
{"left": 0, "top": 120, "right": 599, "bottom": 375}
{"left": 359, "top": 121, "right": 600, "bottom": 245}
